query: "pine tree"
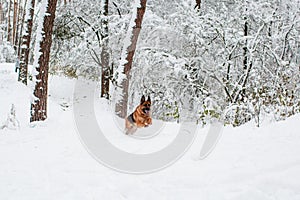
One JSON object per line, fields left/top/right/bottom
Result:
{"left": 30, "top": 0, "right": 58, "bottom": 122}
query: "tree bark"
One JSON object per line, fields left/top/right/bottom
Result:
{"left": 19, "top": 0, "right": 34, "bottom": 85}
{"left": 12, "top": 0, "right": 18, "bottom": 46}
{"left": 243, "top": 19, "right": 248, "bottom": 71}
{"left": 17, "top": 0, "right": 27, "bottom": 57}
{"left": 0, "top": 1, "right": 3, "bottom": 25}
{"left": 240, "top": 16, "right": 249, "bottom": 101}
{"left": 7, "top": 0, "right": 12, "bottom": 42}
{"left": 14, "top": 0, "right": 22, "bottom": 48}
{"left": 100, "top": 0, "right": 110, "bottom": 99}
{"left": 115, "top": 0, "right": 147, "bottom": 118}
{"left": 233, "top": 12, "right": 252, "bottom": 103}
{"left": 194, "top": 0, "right": 201, "bottom": 10}
{"left": 30, "top": 0, "right": 58, "bottom": 122}
{"left": 0, "top": 2, "right": 2, "bottom": 44}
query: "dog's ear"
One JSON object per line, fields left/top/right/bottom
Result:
{"left": 147, "top": 96, "right": 151, "bottom": 103}
{"left": 140, "top": 95, "right": 145, "bottom": 104}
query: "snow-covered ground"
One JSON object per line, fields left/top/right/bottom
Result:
{"left": 1, "top": 62, "right": 300, "bottom": 200}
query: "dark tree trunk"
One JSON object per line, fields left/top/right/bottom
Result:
{"left": 12, "top": 0, "right": 18, "bottom": 46}
{"left": 30, "top": 0, "right": 58, "bottom": 122}
{"left": 19, "top": 0, "right": 34, "bottom": 85}
{"left": 194, "top": 0, "right": 201, "bottom": 10}
{"left": 233, "top": 13, "right": 252, "bottom": 103}
{"left": 241, "top": 17, "right": 249, "bottom": 101}
{"left": 100, "top": 0, "right": 110, "bottom": 99}
{"left": 14, "top": 0, "right": 22, "bottom": 48}
{"left": 7, "top": 0, "right": 12, "bottom": 42}
{"left": 115, "top": 0, "right": 147, "bottom": 118}
{"left": 243, "top": 19, "right": 248, "bottom": 71}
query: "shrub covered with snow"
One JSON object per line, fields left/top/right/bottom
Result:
{"left": 0, "top": 42, "right": 16, "bottom": 63}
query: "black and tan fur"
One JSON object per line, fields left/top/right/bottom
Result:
{"left": 125, "top": 95, "right": 152, "bottom": 135}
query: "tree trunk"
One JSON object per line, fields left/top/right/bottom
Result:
{"left": 12, "top": 0, "right": 18, "bottom": 46}
{"left": 194, "top": 0, "right": 201, "bottom": 10}
{"left": 14, "top": 0, "right": 22, "bottom": 48}
{"left": 7, "top": 0, "right": 12, "bottom": 42}
{"left": 233, "top": 10, "right": 252, "bottom": 103}
{"left": 18, "top": 0, "right": 34, "bottom": 85}
{"left": 115, "top": 0, "right": 147, "bottom": 118}
{"left": 241, "top": 15, "right": 249, "bottom": 101}
{"left": 0, "top": 2, "right": 2, "bottom": 44}
{"left": 17, "top": 0, "right": 27, "bottom": 57}
{"left": 243, "top": 19, "right": 248, "bottom": 71}
{"left": 100, "top": 0, "right": 110, "bottom": 99}
{"left": 0, "top": 1, "right": 3, "bottom": 25}
{"left": 30, "top": 0, "right": 58, "bottom": 122}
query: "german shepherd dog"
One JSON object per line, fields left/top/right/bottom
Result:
{"left": 125, "top": 95, "right": 152, "bottom": 135}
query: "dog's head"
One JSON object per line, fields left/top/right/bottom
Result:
{"left": 139, "top": 95, "right": 151, "bottom": 115}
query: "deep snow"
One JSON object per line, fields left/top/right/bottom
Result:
{"left": 1, "top": 63, "right": 300, "bottom": 200}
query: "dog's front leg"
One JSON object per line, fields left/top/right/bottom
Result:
{"left": 144, "top": 118, "right": 152, "bottom": 127}
{"left": 146, "top": 118, "right": 152, "bottom": 126}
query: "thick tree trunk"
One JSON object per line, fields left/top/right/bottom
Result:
{"left": 18, "top": 0, "right": 34, "bottom": 85}
{"left": 100, "top": 0, "right": 110, "bottom": 99}
{"left": 115, "top": 0, "right": 147, "bottom": 118}
{"left": 30, "top": 0, "right": 57, "bottom": 122}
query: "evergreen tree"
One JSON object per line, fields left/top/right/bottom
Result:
{"left": 30, "top": 0, "right": 58, "bottom": 122}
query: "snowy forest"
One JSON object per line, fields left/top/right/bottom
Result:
{"left": 1, "top": 0, "right": 300, "bottom": 198}
{"left": 0, "top": 0, "right": 299, "bottom": 126}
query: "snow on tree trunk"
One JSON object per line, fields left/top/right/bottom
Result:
{"left": 17, "top": 0, "right": 27, "bottom": 57}
{"left": 100, "top": 0, "right": 110, "bottom": 99}
{"left": 18, "top": 0, "right": 27, "bottom": 58}
{"left": 18, "top": 0, "right": 34, "bottom": 85}
{"left": 114, "top": 0, "right": 147, "bottom": 118}
{"left": 30, "top": 0, "right": 57, "bottom": 122}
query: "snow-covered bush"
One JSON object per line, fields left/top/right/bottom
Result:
{"left": 0, "top": 42, "right": 16, "bottom": 63}
{"left": 1, "top": 104, "right": 20, "bottom": 130}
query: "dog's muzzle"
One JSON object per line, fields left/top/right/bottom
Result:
{"left": 143, "top": 108, "right": 150, "bottom": 114}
